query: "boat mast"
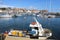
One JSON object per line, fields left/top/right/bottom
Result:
{"left": 33, "top": 17, "right": 44, "bottom": 32}
{"left": 50, "top": 0, "right": 52, "bottom": 12}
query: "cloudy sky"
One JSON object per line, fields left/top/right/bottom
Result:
{"left": 0, "top": 0, "right": 60, "bottom": 12}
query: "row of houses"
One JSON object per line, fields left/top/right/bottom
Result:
{"left": 0, "top": 7, "right": 48, "bottom": 14}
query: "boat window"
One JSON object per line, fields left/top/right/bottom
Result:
{"left": 34, "top": 27, "right": 38, "bottom": 30}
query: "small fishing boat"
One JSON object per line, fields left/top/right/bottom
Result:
{"left": 29, "top": 17, "right": 52, "bottom": 39}
{"left": 4, "top": 17, "right": 52, "bottom": 40}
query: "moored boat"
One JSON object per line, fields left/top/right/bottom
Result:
{"left": 4, "top": 17, "right": 52, "bottom": 40}
{"left": 29, "top": 17, "right": 52, "bottom": 39}
{"left": 0, "top": 14, "right": 13, "bottom": 18}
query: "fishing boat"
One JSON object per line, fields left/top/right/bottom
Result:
{"left": 48, "top": 15, "right": 56, "bottom": 18}
{"left": 4, "top": 17, "right": 52, "bottom": 40}
{"left": 29, "top": 17, "right": 52, "bottom": 39}
{"left": 0, "top": 14, "right": 13, "bottom": 18}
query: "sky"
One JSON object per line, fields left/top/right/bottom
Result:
{"left": 0, "top": 0, "right": 60, "bottom": 12}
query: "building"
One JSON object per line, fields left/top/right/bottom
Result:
{"left": 31, "top": 9, "right": 40, "bottom": 13}
{"left": 40, "top": 10, "right": 48, "bottom": 13}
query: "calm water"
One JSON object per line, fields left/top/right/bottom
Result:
{"left": 0, "top": 15, "right": 60, "bottom": 40}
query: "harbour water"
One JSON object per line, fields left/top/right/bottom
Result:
{"left": 0, "top": 15, "right": 60, "bottom": 40}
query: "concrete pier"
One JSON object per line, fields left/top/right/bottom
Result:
{"left": 5, "top": 36, "right": 47, "bottom": 40}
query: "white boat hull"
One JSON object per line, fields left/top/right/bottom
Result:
{"left": 0, "top": 15, "right": 13, "bottom": 18}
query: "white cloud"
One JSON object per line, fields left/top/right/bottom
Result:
{"left": 0, "top": 4, "right": 14, "bottom": 8}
